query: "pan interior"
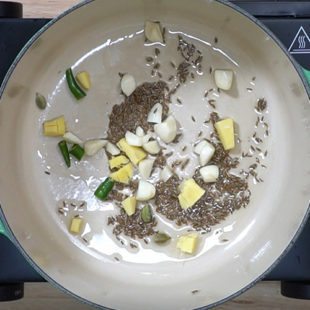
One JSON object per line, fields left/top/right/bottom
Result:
{"left": 0, "top": 0, "right": 310, "bottom": 309}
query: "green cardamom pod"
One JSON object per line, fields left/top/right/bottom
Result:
{"left": 35, "top": 92, "right": 47, "bottom": 110}
{"left": 154, "top": 232, "right": 171, "bottom": 244}
{"left": 141, "top": 204, "right": 152, "bottom": 223}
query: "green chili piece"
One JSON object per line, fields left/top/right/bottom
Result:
{"left": 154, "top": 232, "right": 171, "bottom": 244}
{"left": 66, "top": 68, "right": 86, "bottom": 100}
{"left": 69, "top": 144, "right": 85, "bottom": 161}
{"left": 141, "top": 204, "right": 152, "bottom": 223}
{"left": 58, "top": 140, "right": 71, "bottom": 167}
{"left": 94, "top": 178, "right": 115, "bottom": 201}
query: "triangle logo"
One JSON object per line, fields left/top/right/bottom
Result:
{"left": 288, "top": 26, "right": 310, "bottom": 54}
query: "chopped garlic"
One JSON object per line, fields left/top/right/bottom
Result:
{"left": 214, "top": 69, "right": 234, "bottom": 91}
{"left": 106, "top": 142, "right": 121, "bottom": 155}
{"left": 121, "top": 74, "right": 136, "bottom": 96}
{"left": 142, "top": 140, "right": 161, "bottom": 154}
{"left": 200, "top": 165, "right": 219, "bottom": 183}
{"left": 147, "top": 103, "right": 163, "bottom": 124}
{"left": 63, "top": 132, "right": 83, "bottom": 145}
{"left": 199, "top": 142, "right": 215, "bottom": 166}
{"left": 136, "top": 180, "right": 156, "bottom": 201}
{"left": 84, "top": 139, "right": 107, "bottom": 156}
{"left": 142, "top": 133, "right": 152, "bottom": 144}
{"left": 194, "top": 140, "right": 208, "bottom": 155}
{"left": 154, "top": 115, "right": 177, "bottom": 143}
{"left": 161, "top": 166, "right": 173, "bottom": 182}
{"left": 144, "top": 21, "right": 163, "bottom": 43}
{"left": 139, "top": 159, "right": 155, "bottom": 180}
{"left": 136, "top": 126, "right": 145, "bottom": 137}
{"left": 125, "top": 131, "right": 143, "bottom": 147}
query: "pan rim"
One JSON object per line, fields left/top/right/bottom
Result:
{"left": 0, "top": 0, "right": 309, "bottom": 309}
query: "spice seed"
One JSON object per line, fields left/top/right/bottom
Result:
{"left": 35, "top": 92, "right": 47, "bottom": 110}
{"left": 141, "top": 204, "right": 152, "bottom": 223}
{"left": 181, "top": 158, "right": 190, "bottom": 170}
{"left": 154, "top": 232, "right": 171, "bottom": 244}
{"left": 155, "top": 48, "right": 160, "bottom": 56}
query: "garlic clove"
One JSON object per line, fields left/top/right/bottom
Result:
{"left": 125, "top": 131, "right": 143, "bottom": 147}
{"left": 139, "top": 159, "right": 155, "bottom": 180}
{"left": 200, "top": 165, "right": 219, "bottom": 183}
{"left": 147, "top": 103, "right": 163, "bottom": 124}
{"left": 142, "top": 140, "right": 161, "bottom": 154}
{"left": 84, "top": 139, "right": 107, "bottom": 156}
{"left": 63, "top": 132, "right": 83, "bottom": 145}
{"left": 144, "top": 21, "right": 163, "bottom": 43}
{"left": 200, "top": 142, "right": 215, "bottom": 166}
{"left": 136, "top": 126, "right": 145, "bottom": 137}
{"left": 194, "top": 140, "right": 208, "bottom": 155}
{"left": 214, "top": 69, "right": 234, "bottom": 91}
{"left": 154, "top": 115, "right": 177, "bottom": 144}
{"left": 160, "top": 166, "right": 173, "bottom": 182}
{"left": 136, "top": 180, "right": 156, "bottom": 201}
{"left": 106, "top": 142, "right": 120, "bottom": 155}
{"left": 121, "top": 74, "right": 136, "bottom": 96}
{"left": 142, "top": 133, "right": 152, "bottom": 145}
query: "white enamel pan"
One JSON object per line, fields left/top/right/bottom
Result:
{"left": 0, "top": 0, "right": 310, "bottom": 309}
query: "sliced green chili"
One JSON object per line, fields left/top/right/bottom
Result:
{"left": 94, "top": 177, "right": 115, "bottom": 201}
{"left": 58, "top": 140, "right": 71, "bottom": 167}
{"left": 66, "top": 68, "right": 86, "bottom": 100}
{"left": 69, "top": 144, "right": 85, "bottom": 161}
{"left": 141, "top": 204, "right": 152, "bottom": 223}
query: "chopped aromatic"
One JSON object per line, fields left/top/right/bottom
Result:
{"left": 76, "top": 71, "right": 91, "bottom": 90}
{"left": 110, "top": 163, "right": 134, "bottom": 184}
{"left": 69, "top": 217, "right": 83, "bottom": 234}
{"left": 94, "top": 177, "right": 115, "bottom": 201}
{"left": 84, "top": 139, "right": 107, "bottom": 156}
{"left": 63, "top": 132, "right": 83, "bottom": 145}
{"left": 43, "top": 116, "right": 66, "bottom": 136}
{"left": 66, "top": 68, "right": 86, "bottom": 100}
{"left": 69, "top": 144, "right": 85, "bottom": 161}
{"left": 58, "top": 140, "right": 71, "bottom": 167}
{"left": 122, "top": 197, "right": 136, "bottom": 216}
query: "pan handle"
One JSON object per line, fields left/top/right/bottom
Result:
{"left": 0, "top": 214, "right": 9, "bottom": 238}
{"left": 302, "top": 67, "right": 310, "bottom": 86}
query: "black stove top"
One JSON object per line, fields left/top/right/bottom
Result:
{"left": 1, "top": 0, "right": 310, "bottom": 302}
